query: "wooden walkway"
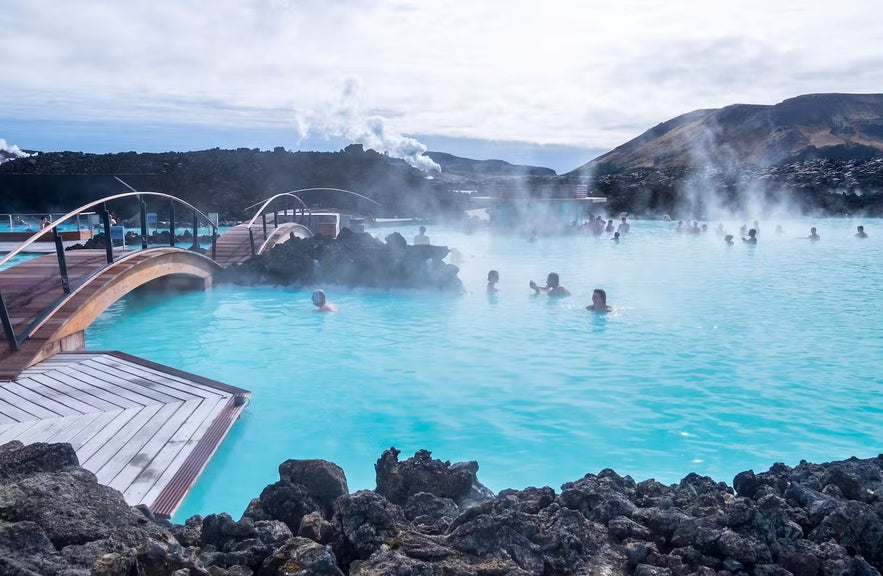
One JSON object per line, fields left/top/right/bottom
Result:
{"left": 0, "top": 351, "right": 249, "bottom": 518}
{"left": 214, "top": 221, "right": 312, "bottom": 267}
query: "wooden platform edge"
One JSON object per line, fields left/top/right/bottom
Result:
{"left": 149, "top": 395, "right": 249, "bottom": 518}
{"left": 77, "top": 350, "right": 250, "bottom": 396}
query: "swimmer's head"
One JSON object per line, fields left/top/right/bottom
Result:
{"left": 419, "top": 225, "right": 426, "bottom": 234}
{"left": 592, "top": 288, "right": 607, "bottom": 305}
{"left": 546, "top": 272, "right": 560, "bottom": 287}
{"left": 858, "top": 225, "right": 864, "bottom": 232}
{"left": 487, "top": 269, "right": 499, "bottom": 283}
{"left": 748, "top": 229, "right": 757, "bottom": 237}
{"left": 311, "top": 289, "right": 326, "bottom": 307}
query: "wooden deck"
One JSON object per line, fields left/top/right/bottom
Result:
{"left": 0, "top": 351, "right": 249, "bottom": 518}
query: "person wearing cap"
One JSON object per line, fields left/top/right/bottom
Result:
{"left": 311, "top": 289, "right": 338, "bottom": 312}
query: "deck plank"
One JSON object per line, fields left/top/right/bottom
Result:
{"left": 124, "top": 395, "right": 224, "bottom": 504}
{"left": 106, "top": 398, "right": 204, "bottom": 494}
{"left": 46, "top": 365, "right": 145, "bottom": 409}
{"left": 92, "top": 401, "right": 183, "bottom": 486}
{"left": 90, "top": 355, "right": 228, "bottom": 399}
{"left": 81, "top": 403, "right": 163, "bottom": 471}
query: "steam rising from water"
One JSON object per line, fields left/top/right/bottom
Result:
{"left": 0, "top": 139, "right": 33, "bottom": 163}
{"left": 295, "top": 78, "right": 441, "bottom": 173}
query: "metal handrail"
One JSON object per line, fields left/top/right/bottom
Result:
{"left": 244, "top": 192, "right": 311, "bottom": 229}
{"left": 0, "top": 191, "right": 217, "bottom": 269}
{"left": 256, "top": 223, "right": 313, "bottom": 255}
{"left": 0, "top": 191, "right": 219, "bottom": 351}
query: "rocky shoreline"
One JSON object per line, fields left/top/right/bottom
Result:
{"left": 215, "top": 228, "right": 464, "bottom": 292}
{"left": 1, "top": 441, "right": 882, "bottom": 576}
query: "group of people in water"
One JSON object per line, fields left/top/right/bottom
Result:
{"left": 719, "top": 223, "right": 869, "bottom": 245}
{"left": 488, "top": 270, "right": 612, "bottom": 312}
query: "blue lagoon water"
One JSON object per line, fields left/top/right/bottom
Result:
{"left": 85, "top": 219, "right": 883, "bottom": 521}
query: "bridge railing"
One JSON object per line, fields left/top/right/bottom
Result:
{"left": 0, "top": 191, "right": 218, "bottom": 351}
{"left": 243, "top": 188, "right": 382, "bottom": 256}
{"left": 243, "top": 192, "right": 312, "bottom": 257}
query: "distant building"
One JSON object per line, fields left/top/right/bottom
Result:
{"left": 469, "top": 181, "right": 606, "bottom": 233}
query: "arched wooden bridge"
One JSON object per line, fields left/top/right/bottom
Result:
{"left": 0, "top": 188, "right": 380, "bottom": 377}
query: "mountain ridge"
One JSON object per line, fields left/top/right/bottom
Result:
{"left": 574, "top": 93, "right": 883, "bottom": 175}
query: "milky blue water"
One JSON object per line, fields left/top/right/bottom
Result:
{"left": 84, "top": 218, "right": 883, "bottom": 521}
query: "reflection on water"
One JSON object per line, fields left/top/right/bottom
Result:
{"left": 85, "top": 218, "right": 883, "bottom": 521}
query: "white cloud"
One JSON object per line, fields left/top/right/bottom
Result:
{"left": 0, "top": 0, "right": 881, "bottom": 151}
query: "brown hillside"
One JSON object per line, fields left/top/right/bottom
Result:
{"left": 574, "top": 93, "right": 883, "bottom": 174}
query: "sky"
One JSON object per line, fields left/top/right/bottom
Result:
{"left": 1, "top": 0, "right": 882, "bottom": 173}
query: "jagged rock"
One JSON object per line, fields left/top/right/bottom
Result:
{"left": 331, "top": 490, "right": 406, "bottom": 568}
{"left": 278, "top": 459, "right": 349, "bottom": 518}
{"left": 258, "top": 537, "right": 344, "bottom": 576}
{"left": 253, "top": 481, "right": 323, "bottom": 533}
{"left": 218, "top": 231, "right": 463, "bottom": 292}
{"left": 0, "top": 441, "right": 79, "bottom": 478}
{"left": 298, "top": 511, "right": 334, "bottom": 544}
{"left": 375, "top": 447, "right": 492, "bottom": 506}
{"left": 403, "top": 492, "right": 459, "bottom": 534}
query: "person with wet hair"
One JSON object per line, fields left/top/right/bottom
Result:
{"left": 808, "top": 227, "right": 820, "bottom": 241}
{"left": 311, "top": 289, "right": 338, "bottom": 312}
{"left": 617, "top": 216, "right": 630, "bottom": 234}
{"left": 724, "top": 234, "right": 734, "bottom": 245}
{"left": 612, "top": 232, "right": 621, "bottom": 243}
{"left": 855, "top": 225, "right": 868, "bottom": 239}
{"left": 487, "top": 270, "right": 500, "bottom": 293}
{"left": 743, "top": 229, "right": 757, "bottom": 245}
{"left": 530, "top": 272, "right": 571, "bottom": 297}
{"left": 586, "top": 288, "right": 612, "bottom": 313}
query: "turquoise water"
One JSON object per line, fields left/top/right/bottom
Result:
{"left": 85, "top": 218, "right": 883, "bottom": 521}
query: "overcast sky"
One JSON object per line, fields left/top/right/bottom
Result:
{"left": 2, "top": 0, "right": 881, "bottom": 172}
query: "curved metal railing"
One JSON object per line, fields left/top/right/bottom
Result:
{"left": 0, "top": 191, "right": 219, "bottom": 351}
{"left": 241, "top": 188, "right": 382, "bottom": 257}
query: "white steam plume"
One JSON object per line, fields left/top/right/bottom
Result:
{"left": 0, "top": 139, "right": 33, "bottom": 164}
{"left": 296, "top": 78, "right": 441, "bottom": 173}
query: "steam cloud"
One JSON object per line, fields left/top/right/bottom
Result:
{"left": 296, "top": 78, "right": 441, "bottom": 173}
{"left": 0, "top": 139, "right": 33, "bottom": 164}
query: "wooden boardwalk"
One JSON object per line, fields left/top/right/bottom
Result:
{"left": 0, "top": 351, "right": 249, "bottom": 518}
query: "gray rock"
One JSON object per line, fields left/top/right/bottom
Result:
{"left": 277, "top": 459, "right": 349, "bottom": 518}
{"left": 258, "top": 537, "right": 344, "bottom": 576}
{"left": 375, "top": 447, "right": 491, "bottom": 506}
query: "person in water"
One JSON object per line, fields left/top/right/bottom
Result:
{"left": 487, "top": 269, "right": 500, "bottom": 292}
{"left": 855, "top": 225, "right": 868, "bottom": 238}
{"left": 808, "top": 227, "right": 820, "bottom": 241}
{"left": 413, "top": 225, "right": 430, "bottom": 245}
{"left": 40, "top": 216, "right": 50, "bottom": 229}
{"left": 724, "top": 234, "right": 734, "bottom": 245}
{"left": 612, "top": 231, "right": 621, "bottom": 243}
{"left": 586, "top": 288, "right": 612, "bottom": 313}
{"left": 617, "top": 216, "right": 630, "bottom": 234}
{"left": 742, "top": 229, "right": 757, "bottom": 245}
{"left": 530, "top": 273, "right": 571, "bottom": 297}
{"left": 311, "top": 289, "right": 338, "bottom": 312}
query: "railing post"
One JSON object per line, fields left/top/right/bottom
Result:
{"left": 211, "top": 227, "right": 217, "bottom": 260}
{"left": 273, "top": 208, "right": 278, "bottom": 227}
{"left": 0, "top": 289, "right": 19, "bottom": 351}
{"left": 249, "top": 228, "right": 256, "bottom": 256}
{"left": 139, "top": 196, "right": 148, "bottom": 250}
{"left": 101, "top": 206, "right": 114, "bottom": 263}
{"left": 192, "top": 210, "right": 199, "bottom": 250}
{"left": 262, "top": 213, "right": 268, "bottom": 240}
{"left": 53, "top": 226, "right": 71, "bottom": 295}
{"left": 169, "top": 201, "right": 176, "bottom": 247}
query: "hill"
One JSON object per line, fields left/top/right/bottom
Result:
{"left": 575, "top": 93, "right": 883, "bottom": 174}
{"left": 425, "top": 152, "right": 556, "bottom": 180}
